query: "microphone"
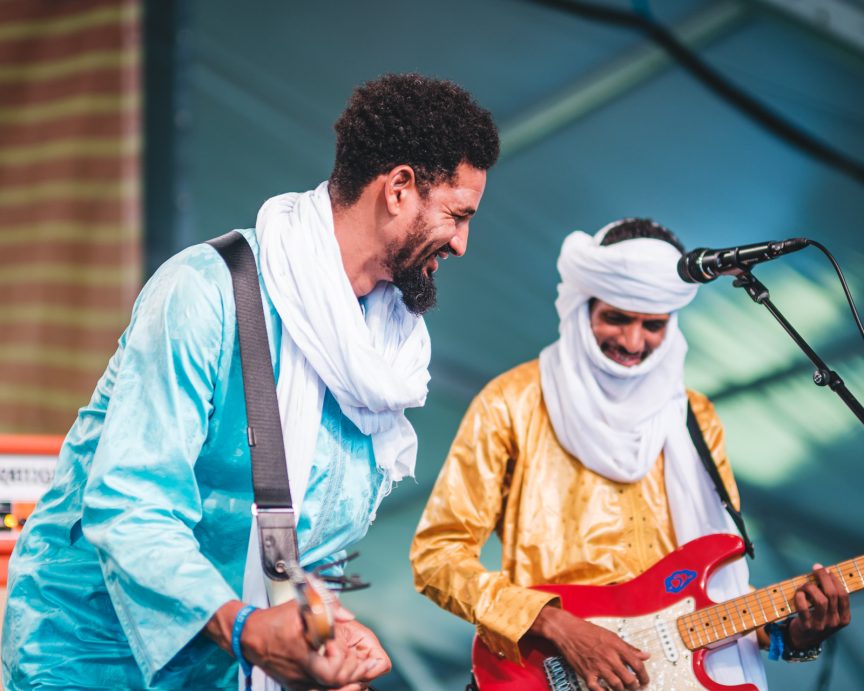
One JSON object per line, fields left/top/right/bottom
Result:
{"left": 677, "top": 237, "right": 809, "bottom": 284}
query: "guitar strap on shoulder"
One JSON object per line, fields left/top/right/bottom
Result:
{"left": 686, "top": 401, "right": 756, "bottom": 559}
{"left": 208, "top": 230, "right": 299, "bottom": 581}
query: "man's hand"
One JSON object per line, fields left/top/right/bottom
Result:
{"left": 205, "top": 599, "right": 375, "bottom": 689}
{"left": 335, "top": 615, "right": 392, "bottom": 678}
{"left": 310, "top": 613, "right": 393, "bottom": 691}
{"left": 529, "top": 605, "right": 650, "bottom": 691}
{"left": 787, "top": 564, "right": 851, "bottom": 649}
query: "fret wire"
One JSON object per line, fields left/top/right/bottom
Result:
{"left": 678, "top": 617, "right": 695, "bottom": 649}
{"left": 767, "top": 586, "right": 782, "bottom": 619}
{"left": 751, "top": 591, "right": 775, "bottom": 624}
{"left": 834, "top": 565, "right": 851, "bottom": 593}
{"left": 702, "top": 610, "right": 718, "bottom": 644}
{"left": 735, "top": 599, "right": 748, "bottom": 630}
{"left": 843, "top": 558, "right": 863, "bottom": 589}
{"left": 779, "top": 592, "right": 793, "bottom": 617}
{"left": 674, "top": 555, "right": 864, "bottom": 652}
{"left": 754, "top": 590, "right": 769, "bottom": 626}
{"left": 718, "top": 601, "right": 733, "bottom": 638}
{"left": 779, "top": 583, "right": 795, "bottom": 617}
{"left": 710, "top": 608, "right": 724, "bottom": 643}
{"left": 692, "top": 615, "right": 705, "bottom": 648}
{"left": 746, "top": 591, "right": 760, "bottom": 628}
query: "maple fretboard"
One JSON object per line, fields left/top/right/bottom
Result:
{"left": 677, "top": 556, "right": 864, "bottom": 649}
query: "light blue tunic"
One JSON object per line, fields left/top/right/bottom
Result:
{"left": 1, "top": 229, "right": 385, "bottom": 689}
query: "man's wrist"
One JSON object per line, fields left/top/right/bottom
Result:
{"left": 529, "top": 604, "right": 564, "bottom": 640}
{"left": 787, "top": 620, "right": 824, "bottom": 660}
{"left": 204, "top": 600, "right": 248, "bottom": 654}
{"left": 232, "top": 605, "right": 258, "bottom": 680}
{"left": 766, "top": 619, "right": 823, "bottom": 663}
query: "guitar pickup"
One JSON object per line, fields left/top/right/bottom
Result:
{"left": 654, "top": 617, "right": 680, "bottom": 663}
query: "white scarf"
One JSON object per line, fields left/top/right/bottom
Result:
{"left": 538, "top": 226, "right": 767, "bottom": 689}
{"left": 240, "top": 182, "right": 431, "bottom": 690}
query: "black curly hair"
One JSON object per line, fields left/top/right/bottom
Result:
{"left": 599, "top": 218, "right": 685, "bottom": 254}
{"left": 329, "top": 73, "right": 499, "bottom": 207}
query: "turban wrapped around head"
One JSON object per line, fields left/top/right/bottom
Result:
{"left": 554, "top": 222, "right": 698, "bottom": 322}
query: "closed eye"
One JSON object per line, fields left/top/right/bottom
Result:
{"left": 451, "top": 206, "right": 476, "bottom": 222}
{"left": 602, "top": 313, "right": 633, "bottom": 326}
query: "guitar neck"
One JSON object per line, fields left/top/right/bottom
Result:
{"left": 677, "top": 556, "right": 864, "bottom": 650}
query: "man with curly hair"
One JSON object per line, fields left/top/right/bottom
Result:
{"left": 3, "top": 73, "right": 499, "bottom": 691}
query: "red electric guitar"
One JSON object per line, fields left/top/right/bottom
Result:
{"left": 472, "top": 534, "right": 863, "bottom": 690}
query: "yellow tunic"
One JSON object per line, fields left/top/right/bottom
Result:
{"left": 410, "top": 359, "right": 740, "bottom": 663}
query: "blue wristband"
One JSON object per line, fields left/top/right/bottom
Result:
{"left": 766, "top": 622, "right": 785, "bottom": 661}
{"left": 231, "top": 604, "right": 258, "bottom": 681}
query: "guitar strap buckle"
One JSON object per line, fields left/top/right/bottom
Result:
{"left": 253, "top": 504, "right": 301, "bottom": 582}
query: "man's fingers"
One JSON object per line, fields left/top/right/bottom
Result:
{"left": 814, "top": 568, "right": 845, "bottom": 625}
{"left": 801, "top": 582, "right": 829, "bottom": 622}
{"left": 599, "top": 647, "right": 647, "bottom": 691}
{"left": 594, "top": 667, "right": 624, "bottom": 691}
{"left": 585, "top": 675, "right": 605, "bottom": 691}
{"left": 308, "top": 640, "right": 361, "bottom": 687}
{"left": 621, "top": 642, "right": 650, "bottom": 684}
{"left": 359, "top": 656, "right": 391, "bottom": 680}
{"left": 631, "top": 656, "right": 650, "bottom": 686}
{"left": 838, "top": 582, "right": 852, "bottom": 626}
{"left": 795, "top": 589, "right": 813, "bottom": 628}
{"left": 334, "top": 605, "right": 356, "bottom": 623}
{"left": 611, "top": 662, "right": 639, "bottom": 690}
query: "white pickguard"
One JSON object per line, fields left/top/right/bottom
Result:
{"left": 544, "top": 598, "right": 704, "bottom": 691}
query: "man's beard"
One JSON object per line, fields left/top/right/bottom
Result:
{"left": 386, "top": 216, "right": 441, "bottom": 316}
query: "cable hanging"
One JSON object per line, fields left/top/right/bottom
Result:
{"left": 532, "top": 0, "right": 864, "bottom": 186}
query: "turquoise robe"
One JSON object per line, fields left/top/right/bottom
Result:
{"left": 2, "top": 229, "right": 385, "bottom": 689}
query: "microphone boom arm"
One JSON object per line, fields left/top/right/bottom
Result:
{"left": 731, "top": 270, "right": 864, "bottom": 426}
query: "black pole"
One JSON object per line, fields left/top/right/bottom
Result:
{"left": 731, "top": 271, "right": 864, "bottom": 426}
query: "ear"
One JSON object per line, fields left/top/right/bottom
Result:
{"left": 383, "top": 165, "right": 416, "bottom": 216}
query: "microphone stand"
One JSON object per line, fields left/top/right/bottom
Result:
{"left": 731, "top": 270, "right": 864, "bottom": 426}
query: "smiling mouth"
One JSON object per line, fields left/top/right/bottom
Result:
{"left": 603, "top": 345, "right": 644, "bottom": 367}
{"left": 423, "top": 246, "right": 452, "bottom": 275}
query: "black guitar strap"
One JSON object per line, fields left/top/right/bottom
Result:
{"left": 207, "top": 230, "right": 299, "bottom": 581}
{"left": 686, "top": 401, "right": 755, "bottom": 559}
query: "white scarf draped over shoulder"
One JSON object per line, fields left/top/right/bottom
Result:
{"left": 241, "top": 182, "right": 431, "bottom": 690}
{"left": 538, "top": 223, "right": 767, "bottom": 690}
{"left": 255, "top": 182, "right": 431, "bottom": 500}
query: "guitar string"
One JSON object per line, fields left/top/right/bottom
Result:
{"left": 534, "top": 562, "right": 863, "bottom": 660}
{"left": 578, "top": 564, "right": 862, "bottom": 651}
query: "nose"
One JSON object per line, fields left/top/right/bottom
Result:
{"left": 448, "top": 225, "right": 470, "bottom": 257}
{"left": 620, "top": 323, "right": 645, "bottom": 354}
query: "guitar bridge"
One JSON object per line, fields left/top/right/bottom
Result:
{"left": 543, "top": 656, "right": 584, "bottom": 691}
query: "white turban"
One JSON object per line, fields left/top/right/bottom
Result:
{"left": 538, "top": 220, "right": 766, "bottom": 690}
{"left": 554, "top": 222, "right": 698, "bottom": 321}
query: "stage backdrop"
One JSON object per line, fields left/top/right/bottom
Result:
{"left": 0, "top": 0, "right": 141, "bottom": 435}
{"left": 142, "top": 1, "right": 864, "bottom": 689}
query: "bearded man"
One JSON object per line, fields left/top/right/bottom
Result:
{"left": 411, "top": 219, "right": 849, "bottom": 690}
{"left": 3, "top": 73, "right": 499, "bottom": 691}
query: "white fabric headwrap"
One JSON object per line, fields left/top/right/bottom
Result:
{"left": 539, "top": 224, "right": 766, "bottom": 689}
{"left": 240, "top": 182, "right": 431, "bottom": 691}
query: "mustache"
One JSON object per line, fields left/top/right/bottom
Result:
{"left": 602, "top": 343, "right": 652, "bottom": 359}
{"left": 419, "top": 241, "right": 454, "bottom": 265}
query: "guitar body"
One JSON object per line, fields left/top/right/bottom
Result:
{"left": 472, "top": 533, "right": 754, "bottom": 691}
